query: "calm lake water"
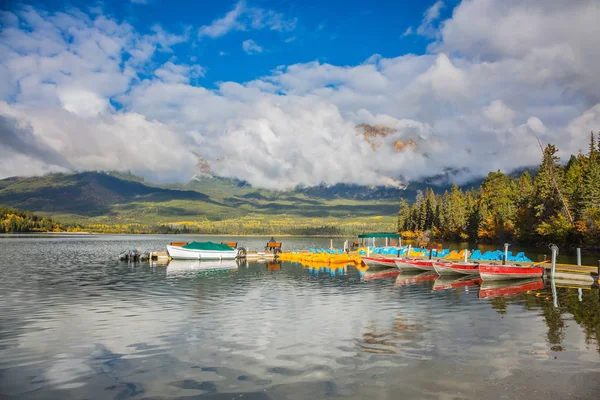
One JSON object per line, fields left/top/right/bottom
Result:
{"left": 1, "top": 234, "right": 599, "bottom": 399}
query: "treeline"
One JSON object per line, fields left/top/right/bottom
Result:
{"left": 398, "top": 132, "right": 600, "bottom": 246}
{"left": 85, "top": 217, "right": 394, "bottom": 236}
{"left": 0, "top": 206, "right": 64, "bottom": 233}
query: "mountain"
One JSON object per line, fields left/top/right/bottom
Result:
{"left": 0, "top": 169, "right": 491, "bottom": 230}
{"left": 0, "top": 172, "right": 403, "bottom": 224}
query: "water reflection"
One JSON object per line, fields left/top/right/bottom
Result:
{"left": 0, "top": 236, "right": 599, "bottom": 399}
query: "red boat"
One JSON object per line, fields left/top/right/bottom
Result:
{"left": 479, "top": 264, "right": 543, "bottom": 281}
{"left": 394, "top": 258, "right": 426, "bottom": 271}
{"left": 433, "top": 276, "right": 482, "bottom": 291}
{"left": 362, "top": 256, "right": 399, "bottom": 268}
{"left": 405, "top": 259, "right": 438, "bottom": 271}
{"left": 479, "top": 279, "right": 544, "bottom": 298}
{"left": 434, "top": 262, "right": 479, "bottom": 276}
{"left": 394, "top": 272, "right": 438, "bottom": 287}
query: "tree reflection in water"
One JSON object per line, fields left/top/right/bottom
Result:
{"left": 486, "top": 286, "right": 600, "bottom": 353}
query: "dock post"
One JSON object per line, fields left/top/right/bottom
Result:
{"left": 429, "top": 247, "right": 433, "bottom": 260}
{"left": 407, "top": 244, "right": 411, "bottom": 258}
{"left": 550, "top": 244, "right": 558, "bottom": 279}
{"left": 464, "top": 249, "right": 468, "bottom": 263}
{"left": 503, "top": 243, "right": 509, "bottom": 265}
{"left": 385, "top": 237, "right": 388, "bottom": 247}
{"left": 576, "top": 248, "right": 581, "bottom": 266}
{"left": 367, "top": 246, "right": 370, "bottom": 257}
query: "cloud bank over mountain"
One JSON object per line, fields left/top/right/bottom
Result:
{"left": 1, "top": 1, "right": 599, "bottom": 189}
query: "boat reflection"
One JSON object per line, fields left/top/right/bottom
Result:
{"left": 394, "top": 271, "right": 438, "bottom": 287}
{"left": 479, "top": 278, "right": 544, "bottom": 299}
{"left": 303, "top": 263, "right": 349, "bottom": 276}
{"left": 433, "top": 275, "right": 482, "bottom": 291}
{"left": 361, "top": 267, "right": 401, "bottom": 281}
{"left": 166, "top": 259, "right": 238, "bottom": 277}
{"left": 267, "top": 262, "right": 281, "bottom": 271}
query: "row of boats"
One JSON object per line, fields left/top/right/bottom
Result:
{"left": 362, "top": 256, "right": 545, "bottom": 281}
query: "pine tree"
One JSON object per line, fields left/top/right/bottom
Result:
{"left": 397, "top": 199, "right": 411, "bottom": 231}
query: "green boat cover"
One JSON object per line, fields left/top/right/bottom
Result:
{"left": 358, "top": 232, "right": 402, "bottom": 238}
{"left": 181, "top": 241, "right": 234, "bottom": 251}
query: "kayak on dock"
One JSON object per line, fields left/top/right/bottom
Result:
{"left": 479, "top": 264, "right": 544, "bottom": 281}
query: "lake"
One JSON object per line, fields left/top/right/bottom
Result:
{"left": 0, "top": 234, "right": 599, "bottom": 399}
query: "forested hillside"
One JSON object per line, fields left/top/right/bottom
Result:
{"left": 398, "top": 132, "right": 600, "bottom": 246}
{"left": 0, "top": 206, "right": 64, "bottom": 233}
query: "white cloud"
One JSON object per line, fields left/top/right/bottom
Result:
{"left": 154, "top": 62, "right": 206, "bottom": 84}
{"left": 242, "top": 39, "right": 262, "bottom": 54}
{"left": 417, "top": 1, "right": 445, "bottom": 36}
{"left": 1, "top": 1, "right": 600, "bottom": 189}
{"left": 198, "top": 0, "right": 296, "bottom": 39}
{"left": 404, "top": 1, "right": 445, "bottom": 38}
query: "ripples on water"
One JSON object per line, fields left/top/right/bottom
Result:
{"left": 0, "top": 235, "right": 599, "bottom": 399}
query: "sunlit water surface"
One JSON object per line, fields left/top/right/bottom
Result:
{"left": 0, "top": 235, "right": 599, "bottom": 399}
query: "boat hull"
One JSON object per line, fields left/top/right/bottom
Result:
{"left": 394, "top": 259, "right": 423, "bottom": 271}
{"left": 408, "top": 260, "right": 437, "bottom": 271}
{"left": 362, "top": 257, "right": 399, "bottom": 268}
{"left": 167, "top": 245, "right": 237, "bottom": 260}
{"left": 434, "top": 263, "right": 480, "bottom": 276}
{"left": 479, "top": 265, "right": 543, "bottom": 281}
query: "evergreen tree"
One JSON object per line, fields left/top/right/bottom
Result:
{"left": 397, "top": 199, "right": 410, "bottom": 231}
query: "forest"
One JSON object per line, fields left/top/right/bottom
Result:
{"left": 0, "top": 206, "right": 65, "bottom": 233}
{"left": 397, "top": 132, "right": 600, "bottom": 247}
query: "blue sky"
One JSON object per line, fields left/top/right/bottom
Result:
{"left": 1, "top": 0, "right": 599, "bottom": 188}
{"left": 3, "top": 0, "right": 454, "bottom": 85}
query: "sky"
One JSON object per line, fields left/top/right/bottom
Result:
{"left": 0, "top": 0, "right": 599, "bottom": 189}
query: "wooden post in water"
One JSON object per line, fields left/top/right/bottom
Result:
{"left": 503, "top": 243, "right": 509, "bottom": 265}
{"left": 464, "top": 249, "right": 468, "bottom": 263}
{"left": 385, "top": 237, "right": 389, "bottom": 247}
{"left": 577, "top": 248, "right": 581, "bottom": 266}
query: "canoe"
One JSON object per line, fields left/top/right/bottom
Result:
{"left": 434, "top": 262, "right": 480, "bottom": 276}
{"left": 167, "top": 241, "right": 238, "bottom": 260}
{"left": 479, "top": 264, "right": 543, "bottom": 281}
{"left": 433, "top": 276, "right": 482, "bottom": 291}
{"left": 478, "top": 278, "right": 544, "bottom": 298}
{"left": 362, "top": 256, "right": 399, "bottom": 268}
